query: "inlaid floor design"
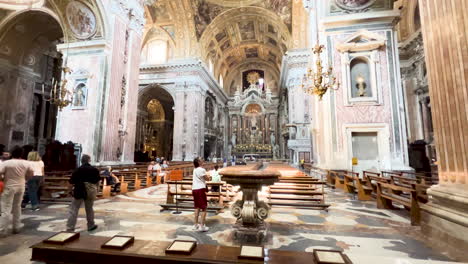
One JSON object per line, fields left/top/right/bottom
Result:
{"left": 0, "top": 183, "right": 460, "bottom": 264}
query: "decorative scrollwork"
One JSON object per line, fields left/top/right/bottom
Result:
{"left": 231, "top": 200, "right": 243, "bottom": 219}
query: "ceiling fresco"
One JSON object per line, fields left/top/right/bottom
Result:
{"left": 192, "top": 0, "right": 292, "bottom": 40}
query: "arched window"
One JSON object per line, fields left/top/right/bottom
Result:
{"left": 141, "top": 39, "right": 168, "bottom": 64}
{"left": 350, "top": 57, "right": 372, "bottom": 98}
{"left": 209, "top": 59, "right": 214, "bottom": 74}
{"left": 219, "top": 74, "right": 224, "bottom": 88}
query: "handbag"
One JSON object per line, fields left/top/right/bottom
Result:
{"left": 0, "top": 181, "right": 4, "bottom": 194}
{"left": 84, "top": 182, "right": 98, "bottom": 200}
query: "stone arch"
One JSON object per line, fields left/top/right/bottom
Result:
{"left": 136, "top": 84, "right": 175, "bottom": 160}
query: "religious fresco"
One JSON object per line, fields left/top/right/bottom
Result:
{"left": 72, "top": 82, "right": 87, "bottom": 108}
{"left": 256, "top": 0, "right": 292, "bottom": 32}
{"left": 65, "top": 1, "right": 97, "bottom": 39}
{"left": 239, "top": 21, "right": 256, "bottom": 41}
{"left": 336, "top": 0, "right": 376, "bottom": 9}
{"left": 193, "top": 0, "right": 292, "bottom": 39}
{"left": 245, "top": 47, "right": 258, "bottom": 58}
{"left": 329, "top": 0, "right": 392, "bottom": 15}
{"left": 192, "top": 0, "right": 226, "bottom": 39}
{"left": 220, "top": 40, "right": 231, "bottom": 51}
{"left": 215, "top": 30, "right": 227, "bottom": 43}
{"left": 148, "top": 2, "right": 172, "bottom": 22}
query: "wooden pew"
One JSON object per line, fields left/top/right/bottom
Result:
{"left": 343, "top": 171, "right": 358, "bottom": 194}
{"left": 363, "top": 171, "right": 386, "bottom": 197}
{"left": 333, "top": 171, "right": 345, "bottom": 190}
{"left": 119, "top": 176, "right": 128, "bottom": 194}
{"left": 376, "top": 181, "right": 420, "bottom": 225}
{"left": 161, "top": 180, "right": 225, "bottom": 212}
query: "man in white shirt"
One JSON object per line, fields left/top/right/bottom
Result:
{"left": 191, "top": 158, "right": 211, "bottom": 232}
{"left": 0, "top": 147, "right": 34, "bottom": 236}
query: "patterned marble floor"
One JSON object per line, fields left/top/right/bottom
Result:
{"left": 0, "top": 183, "right": 462, "bottom": 264}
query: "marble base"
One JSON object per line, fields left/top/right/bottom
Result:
{"left": 420, "top": 184, "right": 468, "bottom": 262}
{"left": 233, "top": 221, "right": 267, "bottom": 244}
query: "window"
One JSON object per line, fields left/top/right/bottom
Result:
{"left": 141, "top": 39, "right": 168, "bottom": 64}
{"left": 350, "top": 57, "right": 372, "bottom": 98}
{"left": 209, "top": 59, "right": 214, "bottom": 74}
{"left": 352, "top": 132, "right": 378, "bottom": 160}
{"left": 219, "top": 74, "right": 224, "bottom": 88}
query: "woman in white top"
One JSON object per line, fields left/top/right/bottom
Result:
{"left": 192, "top": 158, "right": 211, "bottom": 232}
{"left": 25, "top": 151, "right": 44, "bottom": 211}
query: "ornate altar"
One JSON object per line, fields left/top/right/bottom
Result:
{"left": 228, "top": 72, "right": 280, "bottom": 158}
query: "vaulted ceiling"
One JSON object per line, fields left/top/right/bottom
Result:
{"left": 143, "top": 0, "right": 298, "bottom": 95}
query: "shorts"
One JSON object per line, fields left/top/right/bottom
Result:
{"left": 192, "top": 188, "right": 208, "bottom": 210}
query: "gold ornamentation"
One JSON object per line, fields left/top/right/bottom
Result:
{"left": 42, "top": 66, "right": 74, "bottom": 111}
{"left": 302, "top": 44, "right": 339, "bottom": 100}
{"left": 247, "top": 71, "right": 260, "bottom": 85}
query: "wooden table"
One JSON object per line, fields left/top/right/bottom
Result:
{"left": 31, "top": 235, "right": 328, "bottom": 264}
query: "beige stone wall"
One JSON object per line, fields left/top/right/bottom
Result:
{"left": 419, "top": 0, "right": 468, "bottom": 184}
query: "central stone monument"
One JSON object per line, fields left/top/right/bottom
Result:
{"left": 220, "top": 164, "right": 280, "bottom": 242}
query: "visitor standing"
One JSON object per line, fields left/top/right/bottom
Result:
{"left": 26, "top": 151, "right": 44, "bottom": 211}
{"left": 152, "top": 162, "right": 162, "bottom": 183}
{"left": 0, "top": 147, "right": 34, "bottom": 235}
{"left": 192, "top": 157, "right": 211, "bottom": 232}
{"left": 66, "top": 154, "right": 100, "bottom": 232}
{"left": 210, "top": 165, "right": 221, "bottom": 193}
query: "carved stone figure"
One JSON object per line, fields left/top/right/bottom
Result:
{"left": 270, "top": 132, "right": 276, "bottom": 146}
{"left": 273, "top": 144, "right": 280, "bottom": 159}
{"left": 231, "top": 132, "right": 237, "bottom": 146}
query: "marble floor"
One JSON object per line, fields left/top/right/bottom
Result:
{"left": 0, "top": 182, "right": 462, "bottom": 264}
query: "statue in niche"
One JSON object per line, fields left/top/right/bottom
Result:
{"left": 273, "top": 144, "right": 280, "bottom": 160}
{"left": 250, "top": 116, "right": 258, "bottom": 128}
{"left": 356, "top": 74, "right": 367, "bottom": 97}
{"left": 270, "top": 132, "right": 276, "bottom": 146}
{"left": 250, "top": 130, "right": 257, "bottom": 145}
{"left": 73, "top": 83, "right": 87, "bottom": 107}
{"left": 231, "top": 132, "right": 237, "bottom": 147}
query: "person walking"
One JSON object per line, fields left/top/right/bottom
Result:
{"left": 192, "top": 157, "right": 211, "bottom": 232}
{"left": 25, "top": 151, "right": 44, "bottom": 211}
{"left": 66, "top": 154, "right": 100, "bottom": 232}
{"left": 0, "top": 147, "right": 34, "bottom": 235}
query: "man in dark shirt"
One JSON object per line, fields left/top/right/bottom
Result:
{"left": 66, "top": 154, "right": 100, "bottom": 232}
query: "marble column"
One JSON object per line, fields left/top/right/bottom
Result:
{"left": 418, "top": 0, "right": 468, "bottom": 261}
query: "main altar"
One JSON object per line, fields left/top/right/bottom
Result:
{"left": 228, "top": 72, "right": 280, "bottom": 159}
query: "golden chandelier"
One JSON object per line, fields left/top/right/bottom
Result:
{"left": 302, "top": 44, "right": 339, "bottom": 100}
{"left": 42, "top": 66, "right": 74, "bottom": 111}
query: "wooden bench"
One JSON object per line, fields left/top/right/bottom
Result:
{"left": 165, "top": 180, "right": 225, "bottom": 207}
{"left": 333, "top": 171, "right": 346, "bottom": 190}
{"left": 376, "top": 181, "right": 420, "bottom": 225}
{"left": 363, "top": 171, "right": 386, "bottom": 197}
{"left": 343, "top": 171, "right": 358, "bottom": 194}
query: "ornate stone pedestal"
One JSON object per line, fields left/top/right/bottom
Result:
{"left": 221, "top": 167, "right": 280, "bottom": 243}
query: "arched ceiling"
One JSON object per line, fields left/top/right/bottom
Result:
{"left": 0, "top": 10, "right": 63, "bottom": 67}
{"left": 200, "top": 6, "right": 291, "bottom": 78}
{"left": 143, "top": 0, "right": 294, "bottom": 81}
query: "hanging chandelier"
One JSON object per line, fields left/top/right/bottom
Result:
{"left": 301, "top": 10, "right": 339, "bottom": 100}
{"left": 302, "top": 44, "right": 339, "bottom": 100}
{"left": 41, "top": 40, "right": 74, "bottom": 111}
{"left": 42, "top": 66, "right": 73, "bottom": 111}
